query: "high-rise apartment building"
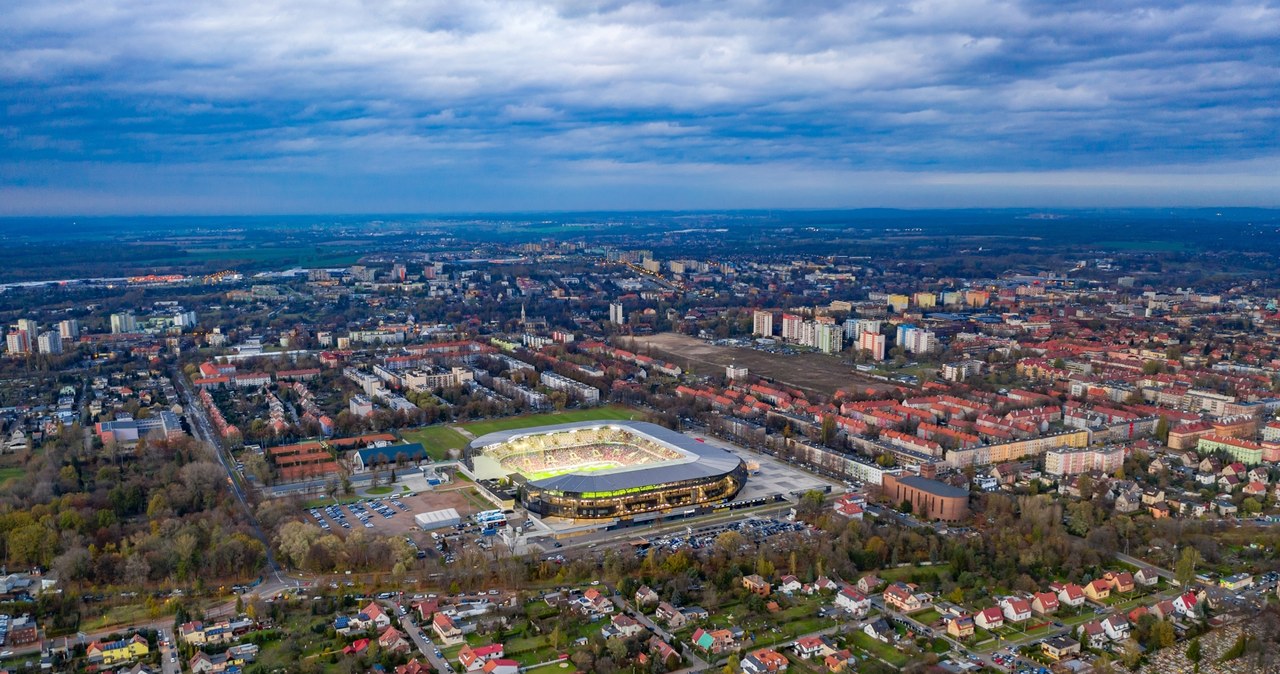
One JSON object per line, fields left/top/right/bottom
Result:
{"left": 858, "top": 331, "right": 886, "bottom": 360}
{"left": 111, "top": 313, "right": 138, "bottom": 334}
{"left": 58, "top": 319, "right": 80, "bottom": 340}
{"left": 752, "top": 310, "right": 774, "bottom": 337}
{"left": 609, "top": 302, "right": 625, "bottom": 325}
{"left": 37, "top": 331, "right": 62, "bottom": 355}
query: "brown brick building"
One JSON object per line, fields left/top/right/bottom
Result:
{"left": 882, "top": 474, "right": 969, "bottom": 522}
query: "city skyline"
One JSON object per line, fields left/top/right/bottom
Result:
{"left": 3, "top": 0, "right": 1279, "bottom": 214}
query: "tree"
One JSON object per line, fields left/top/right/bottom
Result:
{"left": 899, "top": 499, "right": 913, "bottom": 515}
{"left": 1176, "top": 547, "right": 1203, "bottom": 588}
{"left": 1187, "top": 638, "right": 1202, "bottom": 672}
{"left": 1154, "top": 417, "right": 1170, "bottom": 443}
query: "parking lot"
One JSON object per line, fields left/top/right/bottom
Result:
{"left": 638, "top": 515, "right": 810, "bottom": 555}
{"left": 308, "top": 497, "right": 414, "bottom": 533}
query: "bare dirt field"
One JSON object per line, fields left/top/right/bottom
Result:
{"left": 630, "top": 332, "right": 902, "bottom": 397}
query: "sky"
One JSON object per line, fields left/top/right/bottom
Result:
{"left": 2, "top": 0, "right": 1279, "bottom": 215}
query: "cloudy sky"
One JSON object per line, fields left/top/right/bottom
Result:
{"left": 2, "top": 0, "right": 1278, "bottom": 214}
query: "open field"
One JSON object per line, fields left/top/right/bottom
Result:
{"left": 0, "top": 466, "right": 25, "bottom": 487}
{"left": 629, "top": 333, "right": 903, "bottom": 397}
{"left": 401, "top": 425, "right": 471, "bottom": 459}
{"left": 460, "top": 404, "right": 645, "bottom": 437}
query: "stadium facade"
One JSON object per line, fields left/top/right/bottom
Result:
{"left": 464, "top": 420, "right": 747, "bottom": 520}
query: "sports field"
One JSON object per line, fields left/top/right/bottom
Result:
{"left": 460, "top": 404, "right": 645, "bottom": 436}
{"left": 400, "top": 425, "right": 470, "bottom": 460}
{"left": 524, "top": 462, "right": 619, "bottom": 481}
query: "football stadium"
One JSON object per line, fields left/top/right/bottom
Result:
{"left": 464, "top": 420, "right": 747, "bottom": 520}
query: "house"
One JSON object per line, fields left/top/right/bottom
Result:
{"left": 974, "top": 607, "right": 1004, "bottom": 630}
{"left": 856, "top": 574, "right": 882, "bottom": 595}
{"left": 1243, "top": 481, "right": 1268, "bottom": 497}
{"left": 1174, "top": 592, "right": 1200, "bottom": 618}
{"left": 1000, "top": 597, "right": 1032, "bottom": 623}
{"left": 481, "top": 659, "right": 520, "bottom": 674}
{"left": 635, "top": 585, "right": 660, "bottom": 606}
{"left": 1216, "top": 499, "right": 1238, "bottom": 517}
{"left": 334, "top": 616, "right": 352, "bottom": 635}
{"left": 1056, "top": 583, "right": 1086, "bottom": 608}
{"left": 649, "top": 637, "right": 679, "bottom": 667}
{"left": 342, "top": 638, "right": 370, "bottom": 655}
{"left": 356, "top": 601, "right": 391, "bottom": 631}
{"left": 1249, "top": 466, "right": 1270, "bottom": 484}
{"left": 742, "top": 574, "right": 772, "bottom": 596}
{"left": 379, "top": 626, "right": 412, "bottom": 654}
{"left": 823, "top": 650, "right": 854, "bottom": 673}
{"left": 813, "top": 576, "right": 840, "bottom": 593}
{"left": 777, "top": 575, "right": 803, "bottom": 594}
{"left": 834, "top": 586, "right": 871, "bottom": 617}
{"left": 742, "top": 648, "right": 789, "bottom": 674}
{"left": 1127, "top": 606, "right": 1150, "bottom": 624}
{"left": 1135, "top": 568, "right": 1161, "bottom": 587}
{"left": 863, "top": 618, "right": 895, "bottom": 643}
{"left": 87, "top": 635, "right": 151, "bottom": 666}
{"left": 883, "top": 582, "right": 928, "bottom": 612}
{"left": 1078, "top": 621, "right": 1107, "bottom": 648}
{"left": 794, "top": 635, "right": 837, "bottom": 660}
{"left": 1151, "top": 599, "right": 1177, "bottom": 620}
{"left": 603, "top": 614, "right": 647, "bottom": 639}
{"left": 1104, "top": 571, "right": 1135, "bottom": 594}
{"left": 1114, "top": 490, "right": 1142, "bottom": 514}
{"left": 1149, "top": 501, "right": 1171, "bottom": 518}
{"left": 655, "top": 602, "right": 687, "bottom": 628}
{"left": 1101, "top": 614, "right": 1130, "bottom": 641}
{"left": 188, "top": 650, "right": 245, "bottom": 674}
{"left": 691, "top": 627, "right": 735, "bottom": 654}
{"left": 580, "top": 588, "right": 614, "bottom": 615}
{"left": 947, "top": 615, "right": 975, "bottom": 639}
{"left": 432, "top": 613, "right": 463, "bottom": 643}
{"left": 1084, "top": 579, "right": 1111, "bottom": 602}
{"left": 1041, "top": 636, "right": 1081, "bottom": 661}
{"left": 1032, "top": 592, "right": 1059, "bottom": 615}
{"left": 680, "top": 606, "right": 710, "bottom": 622}
{"left": 396, "top": 661, "right": 433, "bottom": 674}
{"left": 459, "top": 644, "right": 505, "bottom": 672}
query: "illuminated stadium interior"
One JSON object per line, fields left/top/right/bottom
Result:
{"left": 465, "top": 421, "right": 747, "bottom": 520}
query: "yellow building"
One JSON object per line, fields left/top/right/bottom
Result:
{"left": 913, "top": 292, "right": 937, "bottom": 308}
{"left": 87, "top": 634, "right": 150, "bottom": 666}
{"left": 887, "top": 294, "right": 910, "bottom": 312}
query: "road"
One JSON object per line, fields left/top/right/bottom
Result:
{"left": 609, "top": 594, "right": 710, "bottom": 671}
{"left": 172, "top": 369, "right": 288, "bottom": 585}
{"left": 386, "top": 604, "right": 453, "bottom": 674}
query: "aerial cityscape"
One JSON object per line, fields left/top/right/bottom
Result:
{"left": 3, "top": 2, "right": 1280, "bottom": 674}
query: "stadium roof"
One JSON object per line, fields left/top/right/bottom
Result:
{"left": 469, "top": 420, "right": 743, "bottom": 494}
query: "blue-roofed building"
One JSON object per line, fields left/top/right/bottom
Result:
{"left": 352, "top": 442, "right": 428, "bottom": 472}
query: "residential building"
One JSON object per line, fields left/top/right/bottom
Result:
{"left": 752, "top": 310, "right": 774, "bottom": 337}
{"left": 110, "top": 312, "right": 138, "bottom": 334}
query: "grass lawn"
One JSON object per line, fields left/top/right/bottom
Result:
{"left": 913, "top": 608, "right": 942, "bottom": 626}
{"left": 80, "top": 603, "right": 156, "bottom": 632}
{"left": 366, "top": 486, "right": 394, "bottom": 495}
{"left": 0, "top": 466, "right": 24, "bottom": 487}
{"left": 460, "top": 405, "right": 645, "bottom": 436}
{"left": 850, "top": 631, "right": 909, "bottom": 667}
{"left": 402, "top": 425, "right": 471, "bottom": 460}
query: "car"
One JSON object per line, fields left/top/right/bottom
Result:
{"left": 0, "top": 651, "right": 11, "bottom": 658}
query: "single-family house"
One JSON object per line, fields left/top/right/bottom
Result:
{"left": 946, "top": 615, "right": 975, "bottom": 639}
{"left": 1041, "top": 636, "right": 1081, "bottom": 661}
{"left": 1084, "top": 579, "right": 1111, "bottom": 602}
{"left": 974, "top": 607, "right": 1004, "bottom": 630}
{"left": 742, "top": 574, "right": 772, "bottom": 596}
{"left": 1000, "top": 597, "right": 1031, "bottom": 623}
{"left": 1032, "top": 592, "right": 1059, "bottom": 615}
{"left": 742, "top": 648, "right": 789, "bottom": 674}
{"left": 834, "top": 587, "right": 870, "bottom": 617}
